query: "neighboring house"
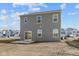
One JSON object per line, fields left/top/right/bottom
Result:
{"left": 72, "top": 29, "right": 78, "bottom": 37}
{"left": 66, "top": 28, "right": 79, "bottom": 37}
{"left": 61, "top": 28, "right": 67, "bottom": 39}
{"left": 76, "top": 31, "right": 79, "bottom": 37}
{"left": 13, "top": 30, "right": 20, "bottom": 37}
{"left": 0, "top": 29, "right": 20, "bottom": 38}
{"left": 8, "top": 30, "right": 20, "bottom": 37}
{"left": 20, "top": 10, "right": 61, "bottom": 42}
{"left": 2, "top": 30, "right": 7, "bottom": 37}
{"left": 2, "top": 30, "right": 10, "bottom": 38}
{"left": 66, "top": 28, "right": 74, "bottom": 37}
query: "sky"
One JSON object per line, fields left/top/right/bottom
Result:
{"left": 0, "top": 3, "right": 79, "bottom": 30}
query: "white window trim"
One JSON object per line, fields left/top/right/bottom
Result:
{"left": 53, "top": 29, "right": 59, "bottom": 38}
{"left": 24, "top": 17, "right": 28, "bottom": 23}
{"left": 52, "top": 14, "right": 59, "bottom": 23}
{"left": 37, "top": 29, "right": 42, "bottom": 38}
{"left": 36, "top": 16, "right": 42, "bottom": 24}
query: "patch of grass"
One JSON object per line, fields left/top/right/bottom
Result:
{"left": 0, "top": 39, "right": 18, "bottom": 43}
{"left": 65, "top": 40, "right": 79, "bottom": 48}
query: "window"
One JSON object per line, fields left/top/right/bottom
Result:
{"left": 52, "top": 14, "right": 59, "bottom": 23}
{"left": 54, "top": 18, "right": 57, "bottom": 22}
{"left": 24, "top": 17, "right": 28, "bottom": 22}
{"left": 37, "top": 29, "right": 42, "bottom": 38}
{"left": 36, "top": 16, "right": 42, "bottom": 24}
{"left": 53, "top": 29, "right": 59, "bottom": 38}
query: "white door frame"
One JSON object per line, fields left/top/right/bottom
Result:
{"left": 24, "top": 31, "right": 32, "bottom": 41}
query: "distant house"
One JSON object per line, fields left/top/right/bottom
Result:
{"left": 2, "top": 30, "right": 7, "bottom": 37}
{"left": 2, "top": 30, "right": 10, "bottom": 38}
{"left": 0, "top": 29, "right": 20, "bottom": 38}
{"left": 76, "top": 31, "right": 79, "bottom": 37}
{"left": 66, "top": 28, "right": 79, "bottom": 37}
{"left": 8, "top": 30, "right": 20, "bottom": 37}
{"left": 61, "top": 28, "right": 67, "bottom": 38}
{"left": 20, "top": 10, "right": 61, "bottom": 42}
{"left": 13, "top": 30, "right": 20, "bottom": 37}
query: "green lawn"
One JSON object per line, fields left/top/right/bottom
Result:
{"left": 0, "top": 38, "right": 19, "bottom": 43}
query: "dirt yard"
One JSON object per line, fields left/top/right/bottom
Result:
{"left": 0, "top": 41, "right": 79, "bottom": 56}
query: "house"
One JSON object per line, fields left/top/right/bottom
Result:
{"left": 2, "top": 30, "right": 8, "bottom": 37}
{"left": 13, "top": 30, "right": 20, "bottom": 37}
{"left": 0, "top": 29, "right": 20, "bottom": 38}
{"left": 76, "top": 31, "right": 79, "bottom": 37}
{"left": 8, "top": 30, "right": 20, "bottom": 38}
{"left": 61, "top": 28, "right": 67, "bottom": 39}
{"left": 20, "top": 10, "right": 61, "bottom": 42}
{"left": 66, "top": 28, "right": 78, "bottom": 37}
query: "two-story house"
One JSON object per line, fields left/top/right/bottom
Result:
{"left": 20, "top": 10, "right": 61, "bottom": 42}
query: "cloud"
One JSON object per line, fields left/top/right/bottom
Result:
{"left": 11, "top": 21, "right": 20, "bottom": 27}
{"left": 38, "top": 3, "right": 48, "bottom": 8}
{"left": 0, "top": 9, "right": 7, "bottom": 14}
{"left": 10, "top": 18, "right": 20, "bottom": 30}
{"left": 0, "top": 15, "right": 8, "bottom": 21}
{"left": 32, "top": 8, "right": 40, "bottom": 11}
{"left": 10, "top": 12, "right": 28, "bottom": 20}
{"left": 12, "top": 26, "right": 20, "bottom": 30}
{"left": 10, "top": 11, "right": 28, "bottom": 30}
{"left": 0, "top": 25, "right": 8, "bottom": 30}
{"left": 12, "top": 3, "right": 48, "bottom": 8}
{"left": 11, "top": 20, "right": 20, "bottom": 30}
{"left": 60, "top": 4, "right": 66, "bottom": 10}
{"left": 75, "top": 4, "right": 79, "bottom": 9}
{"left": 0, "top": 9, "right": 8, "bottom": 21}
{"left": 12, "top": 3, "right": 47, "bottom": 13}
{"left": 68, "top": 12, "right": 77, "bottom": 15}
{"left": 28, "top": 7, "right": 41, "bottom": 12}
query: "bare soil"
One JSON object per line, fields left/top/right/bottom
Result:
{"left": 66, "top": 39, "right": 79, "bottom": 48}
{"left": 0, "top": 41, "right": 79, "bottom": 56}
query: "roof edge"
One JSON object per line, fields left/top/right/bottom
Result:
{"left": 20, "top": 10, "right": 61, "bottom": 17}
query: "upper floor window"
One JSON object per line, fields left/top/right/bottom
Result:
{"left": 53, "top": 29, "right": 59, "bottom": 38}
{"left": 36, "top": 16, "right": 42, "bottom": 24}
{"left": 52, "top": 14, "right": 59, "bottom": 23}
{"left": 37, "top": 29, "right": 42, "bottom": 38}
{"left": 24, "top": 17, "right": 28, "bottom": 22}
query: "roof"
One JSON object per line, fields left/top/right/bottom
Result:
{"left": 20, "top": 10, "right": 61, "bottom": 17}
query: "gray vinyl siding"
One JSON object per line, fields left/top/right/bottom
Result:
{"left": 20, "top": 16, "right": 24, "bottom": 40}
{"left": 20, "top": 12, "right": 61, "bottom": 42}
